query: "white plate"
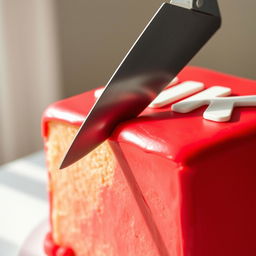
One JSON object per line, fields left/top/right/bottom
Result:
{"left": 18, "top": 219, "right": 49, "bottom": 256}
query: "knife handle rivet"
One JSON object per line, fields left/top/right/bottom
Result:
{"left": 196, "top": 0, "right": 204, "bottom": 8}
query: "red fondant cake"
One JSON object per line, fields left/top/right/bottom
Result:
{"left": 42, "top": 66, "right": 256, "bottom": 256}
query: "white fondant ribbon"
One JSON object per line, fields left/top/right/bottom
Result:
{"left": 203, "top": 96, "right": 256, "bottom": 122}
{"left": 171, "top": 86, "right": 256, "bottom": 122}
{"left": 149, "top": 81, "right": 204, "bottom": 108}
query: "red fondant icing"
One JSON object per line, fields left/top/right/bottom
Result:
{"left": 44, "top": 232, "right": 75, "bottom": 256}
{"left": 110, "top": 142, "right": 171, "bottom": 256}
{"left": 44, "top": 232, "right": 59, "bottom": 256}
{"left": 42, "top": 66, "right": 256, "bottom": 256}
{"left": 56, "top": 247, "right": 75, "bottom": 256}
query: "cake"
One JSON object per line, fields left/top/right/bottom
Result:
{"left": 42, "top": 66, "right": 256, "bottom": 256}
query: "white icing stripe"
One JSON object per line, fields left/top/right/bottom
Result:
{"left": 94, "top": 88, "right": 104, "bottom": 98}
{"left": 171, "top": 86, "right": 232, "bottom": 113}
{"left": 149, "top": 81, "right": 204, "bottom": 108}
{"left": 203, "top": 95, "right": 256, "bottom": 122}
{"left": 165, "top": 76, "right": 179, "bottom": 88}
{"left": 204, "top": 99, "right": 234, "bottom": 122}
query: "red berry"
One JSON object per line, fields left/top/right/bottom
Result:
{"left": 56, "top": 247, "right": 75, "bottom": 256}
{"left": 43, "top": 232, "right": 59, "bottom": 256}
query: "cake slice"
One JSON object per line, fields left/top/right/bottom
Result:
{"left": 42, "top": 66, "right": 256, "bottom": 256}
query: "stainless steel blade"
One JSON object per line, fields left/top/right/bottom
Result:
{"left": 60, "top": 1, "right": 221, "bottom": 169}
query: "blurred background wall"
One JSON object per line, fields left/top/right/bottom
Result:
{"left": 54, "top": 0, "right": 256, "bottom": 96}
{"left": 0, "top": 0, "right": 61, "bottom": 164}
{"left": 0, "top": 0, "right": 255, "bottom": 164}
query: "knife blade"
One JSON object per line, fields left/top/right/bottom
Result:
{"left": 60, "top": 0, "right": 221, "bottom": 169}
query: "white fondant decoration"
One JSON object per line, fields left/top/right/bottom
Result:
{"left": 172, "top": 86, "right": 232, "bottom": 112}
{"left": 172, "top": 86, "right": 234, "bottom": 122}
{"left": 165, "top": 76, "right": 179, "bottom": 88}
{"left": 94, "top": 88, "right": 104, "bottom": 98}
{"left": 149, "top": 81, "right": 205, "bottom": 108}
{"left": 203, "top": 96, "right": 256, "bottom": 122}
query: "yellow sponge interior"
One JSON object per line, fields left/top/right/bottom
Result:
{"left": 46, "top": 121, "right": 115, "bottom": 255}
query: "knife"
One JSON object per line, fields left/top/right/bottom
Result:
{"left": 60, "top": 0, "right": 221, "bottom": 169}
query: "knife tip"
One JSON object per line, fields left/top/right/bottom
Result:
{"left": 59, "top": 150, "right": 75, "bottom": 170}
{"left": 59, "top": 162, "right": 67, "bottom": 170}
{"left": 59, "top": 157, "right": 70, "bottom": 170}
{"left": 58, "top": 143, "right": 84, "bottom": 170}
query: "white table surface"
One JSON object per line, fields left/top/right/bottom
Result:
{"left": 0, "top": 151, "right": 48, "bottom": 255}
